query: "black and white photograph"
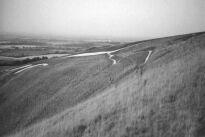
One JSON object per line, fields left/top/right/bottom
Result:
{"left": 0, "top": 0, "right": 205, "bottom": 137}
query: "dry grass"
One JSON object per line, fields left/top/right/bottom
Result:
{"left": 1, "top": 32, "right": 205, "bottom": 137}
{"left": 7, "top": 41, "right": 205, "bottom": 137}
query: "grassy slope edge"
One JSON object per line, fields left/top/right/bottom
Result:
{"left": 6, "top": 33, "right": 205, "bottom": 137}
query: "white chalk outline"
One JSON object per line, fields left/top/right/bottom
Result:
{"left": 15, "top": 63, "right": 48, "bottom": 74}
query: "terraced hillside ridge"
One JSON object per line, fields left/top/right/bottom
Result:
{"left": 0, "top": 32, "right": 205, "bottom": 137}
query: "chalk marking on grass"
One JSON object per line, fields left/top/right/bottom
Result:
{"left": 15, "top": 63, "right": 48, "bottom": 74}
{"left": 144, "top": 50, "right": 152, "bottom": 64}
{"left": 9, "top": 64, "right": 32, "bottom": 71}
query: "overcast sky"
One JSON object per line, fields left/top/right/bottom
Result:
{"left": 0, "top": 0, "right": 205, "bottom": 40}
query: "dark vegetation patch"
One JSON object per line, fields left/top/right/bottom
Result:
{"left": 0, "top": 93, "right": 6, "bottom": 106}
{"left": 0, "top": 56, "right": 48, "bottom": 66}
{"left": 67, "top": 124, "right": 87, "bottom": 137}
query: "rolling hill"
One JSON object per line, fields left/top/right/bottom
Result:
{"left": 0, "top": 32, "right": 205, "bottom": 137}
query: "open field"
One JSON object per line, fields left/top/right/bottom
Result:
{"left": 0, "top": 32, "right": 205, "bottom": 137}
{"left": 0, "top": 39, "right": 123, "bottom": 57}
{"left": 0, "top": 39, "right": 124, "bottom": 66}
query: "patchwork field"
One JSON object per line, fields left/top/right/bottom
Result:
{"left": 0, "top": 32, "right": 205, "bottom": 137}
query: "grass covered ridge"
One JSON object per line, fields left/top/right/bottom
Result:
{"left": 5, "top": 33, "right": 205, "bottom": 137}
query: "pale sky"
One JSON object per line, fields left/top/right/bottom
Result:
{"left": 0, "top": 0, "right": 205, "bottom": 40}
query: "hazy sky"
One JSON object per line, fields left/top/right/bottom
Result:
{"left": 0, "top": 0, "right": 205, "bottom": 39}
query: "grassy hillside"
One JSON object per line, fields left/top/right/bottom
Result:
{"left": 0, "top": 32, "right": 205, "bottom": 137}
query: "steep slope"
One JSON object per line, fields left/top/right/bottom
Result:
{"left": 0, "top": 39, "right": 148, "bottom": 136}
{"left": 1, "top": 32, "right": 205, "bottom": 137}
